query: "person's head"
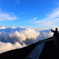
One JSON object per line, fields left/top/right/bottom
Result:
{"left": 55, "top": 28, "right": 58, "bottom": 31}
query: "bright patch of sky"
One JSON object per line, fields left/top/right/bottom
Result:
{"left": 0, "top": 0, "right": 59, "bottom": 29}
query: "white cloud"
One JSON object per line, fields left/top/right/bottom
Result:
{"left": 30, "top": 8, "right": 59, "bottom": 25}
{"left": 33, "top": 17, "right": 37, "bottom": 20}
{"left": 0, "top": 26, "right": 53, "bottom": 54}
{"left": 47, "top": 8, "right": 59, "bottom": 19}
{"left": 0, "top": 27, "right": 40, "bottom": 45}
{"left": 0, "top": 26, "right": 5, "bottom": 29}
{"left": 0, "top": 41, "right": 26, "bottom": 54}
{"left": 0, "top": 11, "right": 18, "bottom": 21}
{"left": 27, "top": 17, "right": 37, "bottom": 22}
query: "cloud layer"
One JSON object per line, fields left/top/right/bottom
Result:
{"left": 0, "top": 26, "right": 53, "bottom": 54}
{"left": 0, "top": 41, "right": 26, "bottom": 53}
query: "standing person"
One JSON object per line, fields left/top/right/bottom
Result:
{"left": 51, "top": 28, "right": 59, "bottom": 45}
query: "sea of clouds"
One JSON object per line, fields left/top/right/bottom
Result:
{"left": 0, "top": 26, "right": 53, "bottom": 54}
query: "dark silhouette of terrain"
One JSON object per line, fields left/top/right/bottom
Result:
{"left": 39, "top": 39, "right": 59, "bottom": 59}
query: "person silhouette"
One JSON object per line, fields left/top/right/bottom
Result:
{"left": 51, "top": 28, "right": 59, "bottom": 45}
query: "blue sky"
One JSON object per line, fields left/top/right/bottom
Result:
{"left": 0, "top": 0, "right": 59, "bottom": 29}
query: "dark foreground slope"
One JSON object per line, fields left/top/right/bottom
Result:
{"left": 0, "top": 37, "right": 53, "bottom": 59}
{"left": 40, "top": 39, "right": 59, "bottom": 59}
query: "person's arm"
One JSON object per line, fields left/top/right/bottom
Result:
{"left": 51, "top": 29, "right": 55, "bottom": 32}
